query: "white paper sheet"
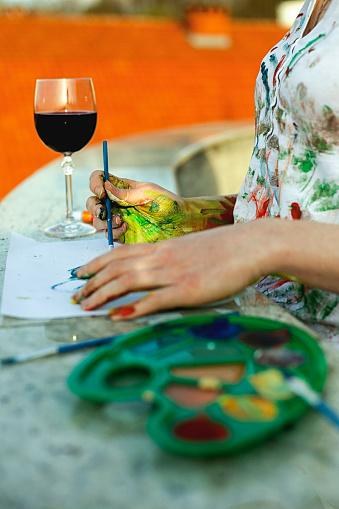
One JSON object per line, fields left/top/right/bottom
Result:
{"left": 1, "top": 233, "right": 146, "bottom": 319}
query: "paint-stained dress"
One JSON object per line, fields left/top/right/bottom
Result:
{"left": 233, "top": 0, "right": 339, "bottom": 323}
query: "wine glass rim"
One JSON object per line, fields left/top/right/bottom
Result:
{"left": 36, "top": 77, "right": 94, "bottom": 82}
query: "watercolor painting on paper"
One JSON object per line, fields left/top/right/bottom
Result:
{"left": 1, "top": 233, "right": 145, "bottom": 319}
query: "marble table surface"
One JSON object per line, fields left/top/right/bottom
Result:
{"left": 0, "top": 126, "right": 339, "bottom": 509}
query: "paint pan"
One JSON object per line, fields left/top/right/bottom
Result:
{"left": 174, "top": 415, "right": 229, "bottom": 442}
{"left": 171, "top": 364, "right": 245, "bottom": 384}
{"left": 219, "top": 395, "right": 278, "bottom": 422}
{"left": 165, "top": 384, "right": 219, "bottom": 408}
{"left": 132, "top": 335, "right": 193, "bottom": 361}
{"left": 239, "top": 329, "right": 291, "bottom": 349}
{"left": 132, "top": 335, "right": 183, "bottom": 353}
{"left": 255, "top": 348, "right": 305, "bottom": 368}
{"left": 250, "top": 369, "right": 293, "bottom": 401}
{"left": 190, "top": 317, "right": 242, "bottom": 340}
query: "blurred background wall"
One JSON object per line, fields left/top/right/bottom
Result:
{"left": 0, "top": 0, "right": 301, "bottom": 198}
{"left": 0, "top": 0, "right": 286, "bottom": 17}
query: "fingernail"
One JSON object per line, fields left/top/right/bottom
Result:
{"left": 69, "top": 266, "right": 82, "bottom": 278}
{"left": 95, "top": 206, "right": 104, "bottom": 219}
{"left": 110, "top": 305, "right": 135, "bottom": 319}
{"left": 114, "top": 215, "right": 122, "bottom": 225}
{"left": 71, "top": 293, "right": 85, "bottom": 304}
{"left": 77, "top": 271, "right": 94, "bottom": 280}
{"left": 95, "top": 186, "right": 105, "bottom": 199}
{"left": 80, "top": 299, "right": 90, "bottom": 310}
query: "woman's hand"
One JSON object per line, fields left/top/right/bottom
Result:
{"left": 72, "top": 220, "right": 279, "bottom": 320}
{"left": 86, "top": 170, "right": 236, "bottom": 244}
{"left": 86, "top": 171, "right": 186, "bottom": 243}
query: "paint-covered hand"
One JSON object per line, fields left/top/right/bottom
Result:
{"left": 86, "top": 170, "right": 128, "bottom": 241}
{"left": 72, "top": 220, "right": 277, "bottom": 319}
{"left": 87, "top": 170, "right": 236, "bottom": 243}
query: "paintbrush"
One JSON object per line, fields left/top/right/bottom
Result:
{"left": 0, "top": 335, "right": 118, "bottom": 366}
{"left": 103, "top": 140, "right": 114, "bottom": 250}
{"left": 285, "top": 374, "right": 339, "bottom": 429}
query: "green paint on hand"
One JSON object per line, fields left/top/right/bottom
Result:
{"left": 106, "top": 176, "right": 236, "bottom": 244}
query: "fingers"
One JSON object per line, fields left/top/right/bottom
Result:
{"left": 90, "top": 171, "right": 168, "bottom": 208}
{"left": 90, "top": 170, "right": 138, "bottom": 200}
{"left": 74, "top": 251, "right": 167, "bottom": 303}
{"left": 80, "top": 277, "right": 131, "bottom": 310}
{"left": 76, "top": 243, "right": 152, "bottom": 280}
{"left": 86, "top": 195, "right": 105, "bottom": 220}
{"left": 80, "top": 268, "right": 169, "bottom": 310}
{"left": 109, "top": 175, "right": 137, "bottom": 187}
{"left": 106, "top": 222, "right": 127, "bottom": 241}
{"left": 74, "top": 259, "right": 133, "bottom": 301}
{"left": 86, "top": 194, "right": 126, "bottom": 237}
{"left": 109, "top": 287, "right": 182, "bottom": 320}
{"left": 89, "top": 170, "right": 106, "bottom": 199}
{"left": 105, "top": 180, "right": 154, "bottom": 206}
{"left": 104, "top": 180, "right": 131, "bottom": 204}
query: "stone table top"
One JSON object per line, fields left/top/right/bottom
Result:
{"left": 0, "top": 126, "right": 339, "bottom": 509}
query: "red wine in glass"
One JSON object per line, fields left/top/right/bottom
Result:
{"left": 34, "top": 78, "right": 97, "bottom": 238}
{"left": 34, "top": 111, "right": 97, "bottom": 154}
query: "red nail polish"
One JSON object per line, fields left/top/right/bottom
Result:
{"left": 110, "top": 305, "right": 135, "bottom": 318}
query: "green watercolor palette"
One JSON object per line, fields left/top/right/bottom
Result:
{"left": 67, "top": 313, "right": 327, "bottom": 457}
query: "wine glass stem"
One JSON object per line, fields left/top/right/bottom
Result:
{"left": 62, "top": 156, "right": 74, "bottom": 221}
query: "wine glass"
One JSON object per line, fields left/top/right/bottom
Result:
{"left": 34, "top": 78, "right": 97, "bottom": 238}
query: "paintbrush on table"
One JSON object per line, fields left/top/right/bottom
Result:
{"left": 284, "top": 373, "right": 339, "bottom": 430}
{"left": 0, "top": 335, "right": 118, "bottom": 366}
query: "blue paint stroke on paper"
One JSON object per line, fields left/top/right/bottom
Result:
{"left": 51, "top": 267, "right": 85, "bottom": 294}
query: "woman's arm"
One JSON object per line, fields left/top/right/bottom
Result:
{"left": 86, "top": 171, "right": 236, "bottom": 243}
{"left": 182, "top": 195, "right": 237, "bottom": 230}
{"left": 72, "top": 218, "right": 339, "bottom": 319}
{"left": 74, "top": 219, "right": 339, "bottom": 319}
{"left": 272, "top": 219, "right": 339, "bottom": 294}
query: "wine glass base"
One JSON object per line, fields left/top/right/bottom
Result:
{"left": 44, "top": 221, "right": 96, "bottom": 239}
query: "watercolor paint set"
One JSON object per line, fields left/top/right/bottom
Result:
{"left": 68, "top": 313, "right": 328, "bottom": 457}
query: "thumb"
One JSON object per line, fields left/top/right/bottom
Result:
{"left": 104, "top": 174, "right": 132, "bottom": 205}
{"left": 105, "top": 180, "right": 130, "bottom": 205}
{"left": 105, "top": 178, "right": 152, "bottom": 206}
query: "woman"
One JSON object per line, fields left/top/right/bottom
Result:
{"left": 73, "top": 0, "right": 339, "bottom": 322}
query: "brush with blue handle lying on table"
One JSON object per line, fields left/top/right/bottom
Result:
{"left": 0, "top": 335, "right": 117, "bottom": 366}
{"left": 284, "top": 373, "right": 339, "bottom": 429}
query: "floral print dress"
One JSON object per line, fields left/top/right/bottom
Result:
{"left": 233, "top": 0, "right": 339, "bottom": 323}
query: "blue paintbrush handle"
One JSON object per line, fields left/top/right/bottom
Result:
{"left": 58, "top": 336, "right": 116, "bottom": 354}
{"left": 106, "top": 199, "right": 114, "bottom": 248}
{"left": 0, "top": 335, "right": 119, "bottom": 365}
{"left": 103, "top": 140, "right": 114, "bottom": 249}
{"left": 315, "top": 401, "right": 339, "bottom": 429}
{"left": 284, "top": 372, "right": 339, "bottom": 431}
